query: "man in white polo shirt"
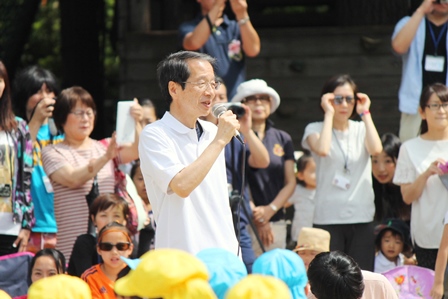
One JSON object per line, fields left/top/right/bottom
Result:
{"left": 138, "top": 51, "right": 240, "bottom": 255}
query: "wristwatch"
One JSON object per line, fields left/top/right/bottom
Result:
{"left": 269, "top": 203, "right": 278, "bottom": 212}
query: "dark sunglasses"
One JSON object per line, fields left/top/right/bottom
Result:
{"left": 333, "top": 95, "right": 355, "bottom": 105}
{"left": 98, "top": 242, "right": 131, "bottom": 251}
{"left": 243, "top": 95, "right": 270, "bottom": 103}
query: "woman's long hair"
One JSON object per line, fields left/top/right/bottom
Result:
{"left": 0, "top": 61, "right": 16, "bottom": 132}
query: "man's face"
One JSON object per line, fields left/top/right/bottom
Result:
{"left": 177, "top": 59, "right": 216, "bottom": 119}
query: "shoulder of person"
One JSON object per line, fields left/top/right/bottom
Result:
{"left": 81, "top": 264, "right": 100, "bottom": 280}
{"left": 74, "top": 233, "right": 96, "bottom": 247}
{"left": 305, "top": 121, "right": 324, "bottom": 132}
{"left": 395, "top": 15, "right": 412, "bottom": 29}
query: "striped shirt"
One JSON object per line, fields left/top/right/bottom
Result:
{"left": 42, "top": 139, "right": 115, "bottom": 260}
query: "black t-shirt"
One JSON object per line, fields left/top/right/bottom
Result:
{"left": 67, "top": 234, "right": 97, "bottom": 277}
{"left": 422, "top": 19, "right": 448, "bottom": 90}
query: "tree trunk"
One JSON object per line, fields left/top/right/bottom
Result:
{"left": 60, "top": 0, "right": 105, "bottom": 139}
{"left": 0, "top": 0, "right": 40, "bottom": 79}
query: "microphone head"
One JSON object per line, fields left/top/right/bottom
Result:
{"left": 212, "top": 104, "right": 228, "bottom": 118}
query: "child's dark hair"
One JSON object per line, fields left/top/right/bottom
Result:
{"left": 28, "top": 248, "right": 66, "bottom": 284}
{"left": 97, "top": 221, "right": 132, "bottom": 244}
{"left": 89, "top": 193, "right": 130, "bottom": 219}
{"left": 130, "top": 160, "right": 141, "bottom": 180}
{"left": 380, "top": 133, "right": 401, "bottom": 161}
{"left": 296, "top": 149, "right": 313, "bottom": 187}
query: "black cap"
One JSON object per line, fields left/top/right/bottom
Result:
{"left": 374, "top": 218, "right": 412, "bottom": 253}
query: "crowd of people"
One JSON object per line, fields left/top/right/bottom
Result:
{"left": 2, "top": 0, "right": 448, "bottom": 298}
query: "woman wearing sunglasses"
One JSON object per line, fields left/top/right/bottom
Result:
{"left": 301, "top": 74, "right": 382, "bottom": 271}
{"left": 82, "top": 221, "right": 133, "bottom": 299}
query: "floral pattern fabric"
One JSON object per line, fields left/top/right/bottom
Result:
{"left": 11, "top": 117, "right": 34, "bottom": 229}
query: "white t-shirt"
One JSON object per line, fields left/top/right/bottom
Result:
{"left": 374, "top": 251, "right": 405, "bottom": 274}
{"left": 393, "top": 137, "right": 448, "bottom": 248}
{"left": 138, "top": 112, "right": 238, "bottom": 255}
{"left": 288, "top": 184, "right": 315, "bottom": 241}
{"left": 301, "top": 120, "right": 375, "bottom": 225}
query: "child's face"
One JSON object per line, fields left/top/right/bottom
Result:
{"left": 132, "top": 166, "right": 148, "bottom": 203}
{"left": 372, "top": 151, "right": 396, "bottom": 184}
{"left": 297, "top": 249, "right": 320, "bottom": 270}
{"left": 93, "top": 205, "right": 126, "bottom": 232}
{"left": 297, "top": 159, "right": 317, "bottom": 189}
{"left": 381, "top": 230, "right": 404, "bottom": 262}
{"left": 31, "top": 255, "right": 59, "bottom": 283}
{"left": 97, "top": 231, "right": 133, "bottom": 269}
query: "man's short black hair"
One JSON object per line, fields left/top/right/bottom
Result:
{"left": 156, "top": 51, "right": 216, "bottom": 106}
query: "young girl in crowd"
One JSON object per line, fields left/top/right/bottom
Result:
{"left": 286, "top": 150, "right": 316, "bottom": 244}
{"left": 0, "top": 60, "right": 33, "bottom": 256}
{"left": 29, "top": 248, "right": 66, "bottom": 284}
{"left": 68, "top": 193, "right": 129, "bottom": 277}
{"left": 13, "top": 66, "right": 63, "bottom": 253}
{"left": 82, "top": 222, "right": 134, "bottom": 299}
{"left": 130, "top": 161, "right": 156, "bottom": 257}
{"left": 372, "top": 133, "right": 410, "bottom": 225}
{"left": 302, "top": 74, "right": 382, "bottom": 271}
{"left": 394, "top": 83, "right": 448, "bottom": 270}
{"left": 374, "top": 218, "right": 412, "bottom": 273}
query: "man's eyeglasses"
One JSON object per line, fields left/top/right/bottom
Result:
{"left": 98, "top": 242, "right": 131, "bottom": 251}
{"left": 333, "top": 95, "right": 355, "bottom": 105}
{"left": 182, "top": 80, "right": 221, "bottom": 91}
{"left": 426, "top": 103, "right": 448, "bottom": 111}
{"left": 70, "top": 109, "right": 96, "bottom": 119}
{"left": 243, "top": 95, "right": 271, "bottom": 103}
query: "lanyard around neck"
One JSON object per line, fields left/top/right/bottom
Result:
{"left": 427, "top": 19, "right": 448, "bottom": 56}
{"left": 332, "top": 129, "right": 350, "bottom": 174}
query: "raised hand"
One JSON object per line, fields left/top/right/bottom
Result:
{"left": 130, "top": 98, "right": 143, "bottom": 123}
{"left": 215, "top": 110, "right": 240, "bottom": 144}
{"left": 236, "top": 104, "right": 252, "bottom": 135}
{"left": 321, "top": 93, "right": 335, "bottom": 115}
{"left": 31, "top": 97, "right": 56, "bottom": 124}
{"left": 229, "top": 0, "right": 248, "bottom": 19}
{"left": 105, "top": 132, "right": 120, "bottom": 160}
{"left": 356, "top": 93, "right": 371, "bottom": 115}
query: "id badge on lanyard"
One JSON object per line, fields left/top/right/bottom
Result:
{"left": 425, "top": 20, "right": 448, "bottom": 72}
{"left": 425, "top": 55, "right": 445, "bottom": 72}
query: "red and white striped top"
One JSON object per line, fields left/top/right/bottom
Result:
{"left": 42, "top": 139, "right": 115, "bottom": 260}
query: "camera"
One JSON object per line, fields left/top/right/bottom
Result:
{"left": 436, "top": 0, "right": 448, "bottom": 3}
{"left": 217, "top": 102, "right": 246, "bottom": 119}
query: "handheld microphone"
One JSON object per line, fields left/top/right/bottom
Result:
{"left": 212, "top": 104, "right": 244, "bottom": 144}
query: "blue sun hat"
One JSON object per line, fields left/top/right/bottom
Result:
{"left": 196, "top": 248, "right": 248, "bottom": 299}
{"left": 252, "top": 249, "right": 307, "bottom": 299}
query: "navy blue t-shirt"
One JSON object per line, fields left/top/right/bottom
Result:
{"left": 225, "top": 138, "right": 252, "bottom": 225}
{"left": 247, "top": 121, "right": 295, "bottom": 222}
{"left": 178, "top": 14, "right": 246, "bottom": 98}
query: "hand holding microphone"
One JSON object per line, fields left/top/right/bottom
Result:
{"left": 212, "top": 104, "right": 244, "bottom": 144}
